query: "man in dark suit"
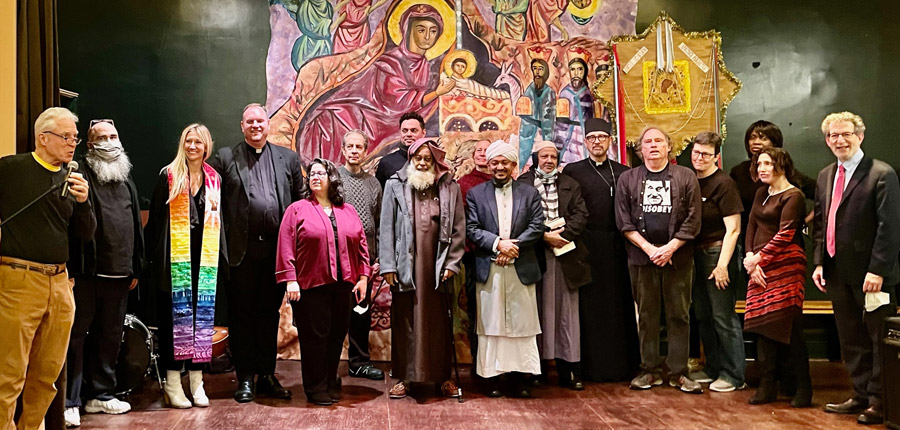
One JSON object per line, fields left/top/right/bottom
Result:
{"left": 466, "top": 140, "right": 544, "bottom": 398}
{"left": 813, "top": 112, "right": 900, "bottom": 426}
{"left": 209, "top": 103, "right": 306, "bottom": 403}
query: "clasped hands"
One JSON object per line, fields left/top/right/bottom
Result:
{"left": 643, "top": 242, "right": 677, "bottom": 267}
{"left": 743, "top": 252, "right": 767, "bottom": 288}
{"left": 495, "top": 238, "right": 519, "bottom": 267}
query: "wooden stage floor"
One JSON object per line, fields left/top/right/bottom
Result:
{"left": 76, "top": 360, "right": 869, "bottom": 429}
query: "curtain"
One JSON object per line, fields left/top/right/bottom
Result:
{"left": 16, "top": 0, "right": 59, "bottom": 154}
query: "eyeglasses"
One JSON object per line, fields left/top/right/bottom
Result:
{"left": 89, "top": 119, "right": 115, "bottom": 128}
{"left": 585, "top": 134, "right": 610, "bottom": 143}
{"left": 309, "top": 171, "right": 329, "bottom": 178}
{"left": 42, "top": 131, "right": 81, "bottom": 146}
{"left": 827, "top": 132, "right": 857, "bottom": 141}
{"left": 690, "top": 150, "right": 716, "bottom": 160}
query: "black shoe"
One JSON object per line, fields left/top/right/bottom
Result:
{"left": 513, "top": 387, "right": 531, "bottom": 398}
{"left": 328, "top": 376, "right": 342, "bottom": 402}
{"left": 486, "top": 389, "right": 502, "bottom": 398}
{"left": 748, "top": 380, "right": 776, "bottom": 405}
{"left": 824, "top": 398, "right": 868, "bottom": 414}
{"left": 234, "top": 377, "right": 255, "bottom": 403}
{"left": 307, "top": 392, "right": 333, "bottom": 406}
{"left": 564, "top": 378, "right": 585, "bottom": 391}
{"left": 857, "top": 405, "right": 884, "bottom": 425}
{"left": 790, "top": 385, "right": 812, "bottom": 408}
{"left": 257, "top": 374, "right": 292, "bottom": 399}
{"left": 349, "top": 363, "right": 384, "bottom": 380}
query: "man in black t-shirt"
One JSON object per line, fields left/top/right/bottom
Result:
{"left": 615, "top": 126, "right": 702, "bottom": 394}
{"left": 375, "top": 112, "right": 425, "bottom": 187}
{"left": 0, "top": 107, "right": 96, "bottom": 430}
{"left": 689, "top": 132, "right": 746, "bottom": 394}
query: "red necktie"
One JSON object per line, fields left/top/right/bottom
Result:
{"left": 826, "top": 164, "right": 845, "bottom": 257}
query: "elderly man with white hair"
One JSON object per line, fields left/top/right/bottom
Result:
{"left": 466, "top": 140, "right": 545, "bottom": 398}
{"left": 0, "top": 107, "right": 96, "bottom": 429}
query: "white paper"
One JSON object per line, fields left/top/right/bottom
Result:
{"left": 865, "top": 291, "right": 891, "bottom": 312}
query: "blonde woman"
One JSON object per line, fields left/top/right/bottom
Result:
{"left": 144, "top": 124, "right": 227, "bottom": 408}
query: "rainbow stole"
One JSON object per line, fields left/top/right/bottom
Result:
{"left": 168, "top": 163, "right": 221, "bottom": 363}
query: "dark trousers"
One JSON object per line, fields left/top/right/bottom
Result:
{"left": 291, "top": 283, "right": 352, "bottom": 396}
{"left": 157, "top": 287, "right": 205, "bottom": 371}
{"left": 227, "top": 253, "right": 285, "bottom": 378}
{"left": 629, "top": 262, "right": 693, "bottom": 376}
{"left": 755, "top": 314, "right": 810, "bottom": 393}
{"left": 66, "top": 276, "right": 130, "bottom": 407}
{"left": 347, "top": 278, "right": 373, "bottom": 369}
{"left": 829, "top": 280, "right": 894, "bottom": 405}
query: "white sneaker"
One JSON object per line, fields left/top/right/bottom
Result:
{"left": 64, "top": 407, "right": 80, "bottom": 428}
{"left": 84, "top": 398, "right": 132, "bottom": 414}
{"left": 709, "top": 378, "right": 747, "bottom": 393}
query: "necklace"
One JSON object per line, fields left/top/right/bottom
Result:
{"left": 590, "top": 159, "right": 616, "bottom": 196}
{"left": 762, "top": 184, "right": 794, "bottom": 206}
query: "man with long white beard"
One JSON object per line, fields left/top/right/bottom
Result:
{"left": 65, "top": 120, "right": 144, "bottom": 427}
{"left": 466, "top": 141, "right": 544, "bottom": 398}
{"left": 379, "top": 138, "right": 465, "bottom": 399}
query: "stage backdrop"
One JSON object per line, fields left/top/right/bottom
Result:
{"left": 265, "top": 0, "right": 639, "bottom": 362}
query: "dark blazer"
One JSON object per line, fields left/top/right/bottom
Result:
{"left": 208, "top": 142, "right": 305, "bottom": 266}
{"left": 67, "top": 159, "right": 144, "bottom": 280}
{"left": 466, "top": 180, "right": 545, "bottom": 285}
{"left": 517, "top": 171, "right": 591, "bottom": 289}
{"left": 813, "top": 155, "right": 900, "bottom": 304}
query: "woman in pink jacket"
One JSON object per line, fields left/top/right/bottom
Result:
{"left": 275, "top": 158, "right": 370, "bottom": 406}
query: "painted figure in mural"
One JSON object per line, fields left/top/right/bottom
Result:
{"left": 491, "top": 0, "right": 529, "bottom": 41}
{"left": 332, "top": 0, "right": 389, "bottom": 54}
{"left": 554, "top": 47, "right": 594, "bottom": 164}
{"left": 518, "top": 47, "right": 556, "bottom": 170}
{"left": 294, "top": 3, "right": 454, "bottom": 163}
{"left": 526, "top": 0, "right": 569, "bottom": 42}
{"left": 441, "top": 50, "right": 510, "bottom": 100}
{"left": 291, "top": 0, "right": 335, "bottom": 71}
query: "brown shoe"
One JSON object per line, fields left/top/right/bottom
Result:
{"left": 389, "top": 381, "right": 408, "bottom": 399}
{"left": 441, "top": 380, "right": 460, "bottom": 398}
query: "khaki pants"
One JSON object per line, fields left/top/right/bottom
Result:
{"left": 0, "top": 261, "right": 74, "bottom": 430}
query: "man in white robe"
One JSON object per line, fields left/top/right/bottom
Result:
{"left": 465, "top": 141, "right": 545, "bottom": 397}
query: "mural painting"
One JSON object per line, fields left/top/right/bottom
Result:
{"left": 265, "top": 0, "right": 639, "bottom": 362}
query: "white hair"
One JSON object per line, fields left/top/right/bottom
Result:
{"left": 34, "top": 107, "right": 78, "bottom": 136}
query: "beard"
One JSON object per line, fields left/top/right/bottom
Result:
{"left": 571, "top": 77, "right": 584, "bottom": 89}
{"left": 86, "top": 150, "right": 132, "bottom": 184}
{"left": 406, "top": 163, "right": 436, "bottom": 191}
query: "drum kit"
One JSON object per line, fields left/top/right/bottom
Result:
{"left": 115, "top": 314, "right": 229, "bottom": 395}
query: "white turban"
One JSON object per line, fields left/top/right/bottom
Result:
{"left": 486, "top": 140, "right": 518, "bottom": 163}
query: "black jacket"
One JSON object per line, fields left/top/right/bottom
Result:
{"left": 518, "top": 170, "right": 592, "bottom": 289}
{"left": 67, "top": 158, "right": 144, "bottom": 279}
{"left": 813, "top": 156, "right": 900, "bottom": 304}
{"left": 208, "top": 142, "right": 305, "bottom": 266}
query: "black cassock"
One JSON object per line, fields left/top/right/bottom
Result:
{"left": 564, "top": 158, "right": 640, "bottom": 381}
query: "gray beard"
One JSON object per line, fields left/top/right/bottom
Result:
{"left": 86, "top": 151, "right": 132, "bottom": 184}
{"left": 406, "top": 163, "right": 436, "bottom": 191}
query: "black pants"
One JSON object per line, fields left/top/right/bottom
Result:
{"left": 756, "top": 314, "right": 810, "bottom": 392}
{"left": 347, "top": 278, "right": 373, "bottom": 369}
{"left": 292, "top": 282, "right": 352, "bottom": 396}
{"left": 829, "top": 280, "right": 894, "bottom": 405}
{"left": 227, "top": 254, "right": 285, "bottom": 378}
{"left": 157, "top": 287, "right": 206, "bottom": 371}
{"left": 66, "top": 276, "right": 130, "bottom": 407}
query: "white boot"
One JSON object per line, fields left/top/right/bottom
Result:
{"left": 164, "top": 370, "right": 192, "bottom": 409}
{"left": 189, "top": 370, "right": 209, "bottom": 407}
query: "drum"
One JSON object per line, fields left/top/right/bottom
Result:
{"left": 115, "top": 314, "right": 154, "bottom": 395}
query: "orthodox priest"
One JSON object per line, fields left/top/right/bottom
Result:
{"left": 562, "top": 118, "right": 640, "bottom": 381}
{"left": 466, "top": 141, "right": 544, "bottom": 398}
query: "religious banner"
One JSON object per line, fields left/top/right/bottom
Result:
{"left": 593, "top": 11, "right": 741, "bottom": 161}
{"left": 264, "top": 0, "right": 639, "bottom": 362}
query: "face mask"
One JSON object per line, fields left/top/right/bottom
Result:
{"left": 89, "top": 139, "right": 124, "bottom": 161}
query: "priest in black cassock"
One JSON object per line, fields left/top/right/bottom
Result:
{"left": 562, "top": 118, "right": 640, "bottom": 381}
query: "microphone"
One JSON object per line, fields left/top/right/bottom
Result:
{"left": 60, "top": 160, "right": 79, "bottom": 198}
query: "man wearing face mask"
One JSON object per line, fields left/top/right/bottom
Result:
{"left": 64, "top": 120, "right": 144, "bottom": 426}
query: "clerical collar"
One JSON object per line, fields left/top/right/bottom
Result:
{"left": 32, "top": 152, "right": 61, "bottom": 172}
{"left": 592, "top": 158, "right": 608, "bottom": 168}
{"left": 245, "top": 141, "right": 267, "bottom": 154}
